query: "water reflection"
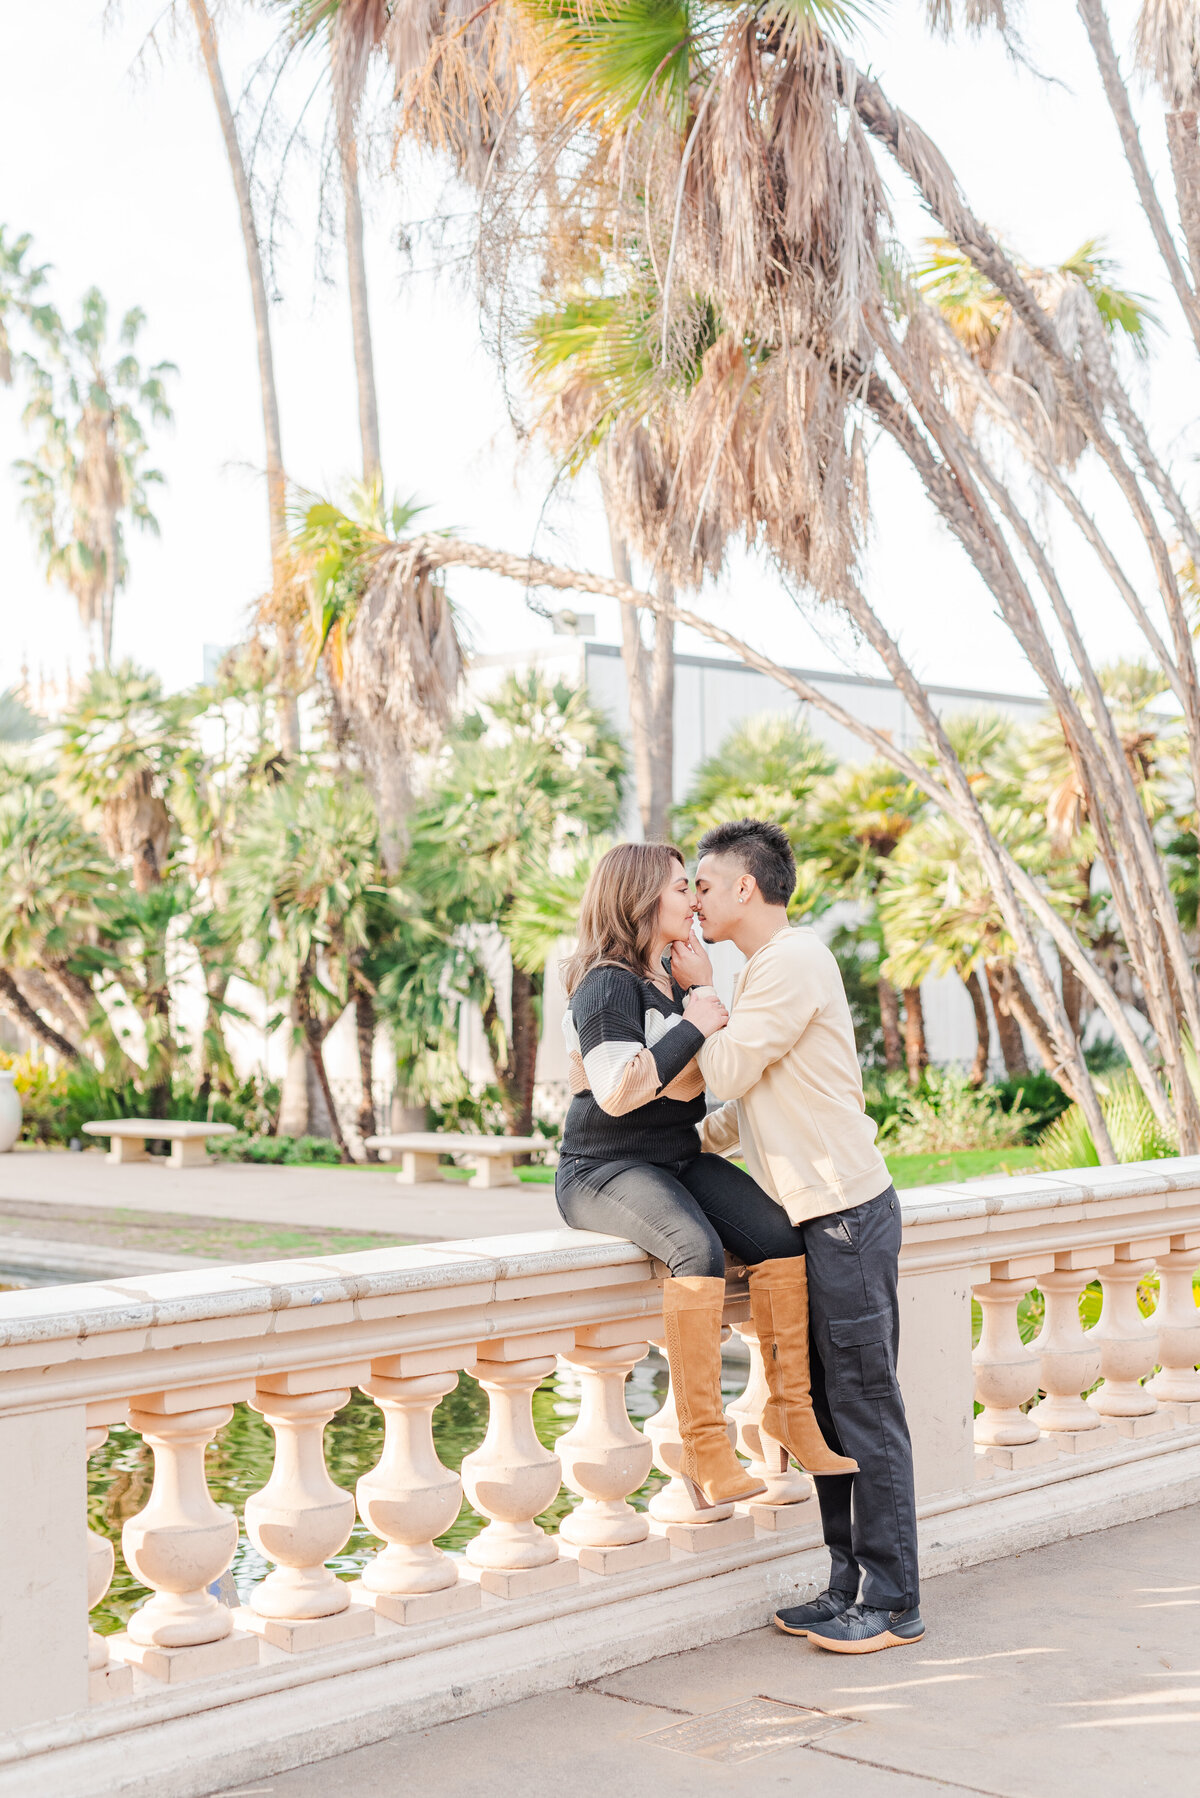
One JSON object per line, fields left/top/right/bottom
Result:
{"left": 87, "top": 1352, "right": 748, "bottom": 1634}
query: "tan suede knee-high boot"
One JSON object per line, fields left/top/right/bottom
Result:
{"left": 662, "top": 1276, "right": 767, "bottom": 1508}
{"left": 748, "top": 1257, "right": 859, "bottom": 1476}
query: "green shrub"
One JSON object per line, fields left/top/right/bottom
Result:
{"left": 22, "top": 1064, "right": 281, "bottom": 1146}
{"left": 208, "top": 1132, "right": 343, "bottom": 1166}
{"left": 0, "top": 1051, "right": 69, "bottom": 1143}
{"left": 991, "top": 1070, "right": 1071, "bottom": 1138}
{"left": 878, "top": 1067, "right": 1031, "bottom": 1155}
{"left": 1037, "top": 1070, "right": 1174, "bottom": 1171}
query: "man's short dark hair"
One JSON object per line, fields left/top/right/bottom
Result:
{"left": 696, "top": 818, "right": 796, "bottom": 907}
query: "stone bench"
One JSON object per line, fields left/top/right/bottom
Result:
{"left": 365, "top": 1131, "right": 548, "bottom": 1190}
{"left": 82, "top": 1119, "right": 238, "bottom": 1169}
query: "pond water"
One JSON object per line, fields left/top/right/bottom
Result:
{"left": 85, "top": 1353, "right": 751, "bottom": 1635}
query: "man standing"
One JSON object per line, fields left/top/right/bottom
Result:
{"left": 670, "top": 816, "right": 923, "bottom": 1654}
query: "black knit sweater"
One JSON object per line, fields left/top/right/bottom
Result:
{"left": 560, "top": 964, "right": 706, "bottom": 1163}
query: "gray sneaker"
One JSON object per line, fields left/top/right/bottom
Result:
{"left": 806, "top": 1602, "right": 925, "bottom": 1654}
{"left": 773, "top": 1588, "right": 857, "bottom": 1638}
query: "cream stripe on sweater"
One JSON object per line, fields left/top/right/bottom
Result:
{"left": 697, "top": 925, "right": 890, "bottom": 1225}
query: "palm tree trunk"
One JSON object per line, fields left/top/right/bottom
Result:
{"left": 278, "top": 996, "right": 311, "bottom": 1137}
{"left": 1059, "top": 946, "right": 1084, "bottom": 1042}
{"left": 964, "top": 968, "right": 991, "bottom": 1087}
{"left": 998, "top": 964, "right": 1081, "bottom": 1102}
{"left": 647, "top": 577, "right": 675, "bottom": 841}
{"left": 606, "top": 505, "right": 657, "bottom": 842}
{"left": 878, "top": 974, "right": 904, "bottom": 1073}
{"left": 0, "top": 970, "right": 79, "bottom": 1060}
{"left": 985, "top": 962, "right": 1029, "bottom": 1078}
{"left": 355, "top": 984, "right": 378, "bottom": 1157}
{"left": 187, "top": 0, "right": 299, "bottom": 758}
{"left": 1075, "top": 0, "right": 1200, "bottom": 355}
{"left": 338, "top": 124, "right": 381, "bottom": 484}
{"left": 902, "top": 985, "right": 927, "bottom": 1087}
{"left": 290, "top": 970, "right": 349, "bottom": 1159}
{"left": 504, "top": 966, "right": 541, "bottom": 1144}
{"left": 1166, "top": 108, "right": 1200, "bottom": 290}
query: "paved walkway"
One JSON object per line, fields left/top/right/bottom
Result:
{"left": 0, "top": 1150, "right": 559, "bottom": 1240}
{"left": 209, "top": 1505, "right": 1200, "bottom": 1798}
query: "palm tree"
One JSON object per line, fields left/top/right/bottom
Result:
{"left": 807, "top": 759, "right": 927, "bottom": 1076}
{"left": 292, "top": 483, "right": 463, "bottom": 873}
{"left": 527, "top": 295, "right": 686, "bottom": 838}
{"left": 226, "top": 773, "right": 394, "bottom": 1158}
{"left": 186, "top": 0, "right": 300, "bottom": 756}
{"left": 407, "top": 673, "right": 624, "bottom": 1135}
{"left": 14, "top": 290, "right": 174, "bottom": 668}
{"left": 674, "top": 713, "right": 835, "bottom": 850}
{"left": 0, "top": 226, "right": 53, "bottom": 387}
{"left": 485, "top": 0, "right": 1200, "bottom": 1155}
{"left": 57, "top": 665, "right": 182, "bottom": 894}
{"left": 0, "top": 775, "right": 117, "bottom": 1063}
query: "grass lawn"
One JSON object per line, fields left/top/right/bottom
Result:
{"left": 446, "top": 1149, "right": 1045, "bottom": 1190}
{"left": 885, "top": 1146, "right": 1043, "bottom": 1188}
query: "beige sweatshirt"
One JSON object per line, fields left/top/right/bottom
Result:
{"left": 697, "top": 925, "right": 890, "bottom": 1225}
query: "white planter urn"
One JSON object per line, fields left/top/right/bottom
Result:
{"left": 0, "top": 1072, "right": 21, "bottom": 1153}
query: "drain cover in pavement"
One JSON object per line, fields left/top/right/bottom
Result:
{"left": 640, "top": 1698, "right": 854, "bottom": 1764}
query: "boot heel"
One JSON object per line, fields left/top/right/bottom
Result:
{"left": 681, "top": 1475, "right": 716, "bottom": 1512}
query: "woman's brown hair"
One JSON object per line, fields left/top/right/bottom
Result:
{"left": 561, "top": 842, "right": 686, "bottom": 997}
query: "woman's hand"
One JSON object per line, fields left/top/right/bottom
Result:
{"left": 683, "top": 989, "right": 728, "bottom": 1038}
{"left": 670, "top": 935, "right": 714, "bottom": 990}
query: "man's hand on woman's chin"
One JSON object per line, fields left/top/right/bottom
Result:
{"left": 670, "top": 936, "right": 714, "bottom": 990}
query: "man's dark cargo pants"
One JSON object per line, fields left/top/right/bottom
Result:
{"left": 803, "top": 1184, "right": 920, "bottom": 1611}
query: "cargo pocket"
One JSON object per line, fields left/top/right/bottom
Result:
{"left": 828, "top": 1310, "right": 895, "bottom": 1400}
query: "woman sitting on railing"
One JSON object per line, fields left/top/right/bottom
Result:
{"left": 555, "top": 841, "right": 856, "bottom": 1510}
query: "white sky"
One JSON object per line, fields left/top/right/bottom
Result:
{"left": 1, "top": 0, "right": 1195, "bottom": 708}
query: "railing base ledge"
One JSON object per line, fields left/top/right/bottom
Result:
{"left": 7, "top": 1438, "right": 1200, "bottom": 1798}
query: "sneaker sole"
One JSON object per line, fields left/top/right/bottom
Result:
{"left": 772, "top": 1615, "right": 817, "bottom": 1637}
{"left": 806, "top": 1628, "right": 925, "bottom": 1654}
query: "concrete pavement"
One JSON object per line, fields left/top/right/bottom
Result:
{"left": 207, "top": 1504, "right": 1200, "bottom": 1798}
{"left": 0, "top": 1149, "right": 560, "bottom": 1239}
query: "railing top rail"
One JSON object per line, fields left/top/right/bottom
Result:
{"left": 0, "top": 1159, "right": 1196, "bottom": 1363}
{"left": 0, "top": 1229, "right": 653, "bottom": 1351}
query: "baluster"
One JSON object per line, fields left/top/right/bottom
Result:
{"left": 85, "top": 1408, "right": 132, "bottom": 1701}
{"left": 461, "top": 1337, "right": 579, "bottom": 1598}
{"left": 116, "top": 1385, "right": 259, "bottom": 1682}
{"left": 643, "top": 1324, "right": 754, "bottom": 1552}
{"left": 1027, "top": 1259, "right": 1116, "bottom": 1452}
{"left": 1088, "top": 1243, "right": 1172, "bottom": 1435}
{"left": 972, "top": 1268, "right": 1056, "bottom": 1471}
{"left": 1146, "top": 1238, "right": 1200, "bottom": 1419}
{"left": 727, "top": 1320, "right": 813, "bottom": 1530}
{"left": 243, "top": 1366, "right": 375, "bottom": 1651}
{"left": 557, "top": 1327, "right": 670, "bottom": 1575}
{"left": 353, "top": 1363, "right": 481, "bottom": 1625}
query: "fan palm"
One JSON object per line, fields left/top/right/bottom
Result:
{"left": 0, "top": 226, "right": 53, "bottom": 387}
{"left": 57, "top": 664, "right": 186, "bottom": 895}
{"left": 292, "top": 482, "right": 463, "bottom": 872}
{"left": 674, "top": 713, "right": 835, "bottom": 854}
{"left": 0, "top": 780, "right": 115, "bottom": 1062}
{"left": 226, "top": 774, "right": 396, "bottom": 1158}
{"left": 407, "top": 673, "right": 624, "bottom": 1134}
{"left": 14, "top": 289, "right": 174, "bottom": 668}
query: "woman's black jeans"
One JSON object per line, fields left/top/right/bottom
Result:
{"left": 555, "top": 1152, "right": 806, "bottom": 1277}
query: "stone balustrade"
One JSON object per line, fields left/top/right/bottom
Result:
{"left": 1, "top": 1161, "right": 1198, "bottom": 1798}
